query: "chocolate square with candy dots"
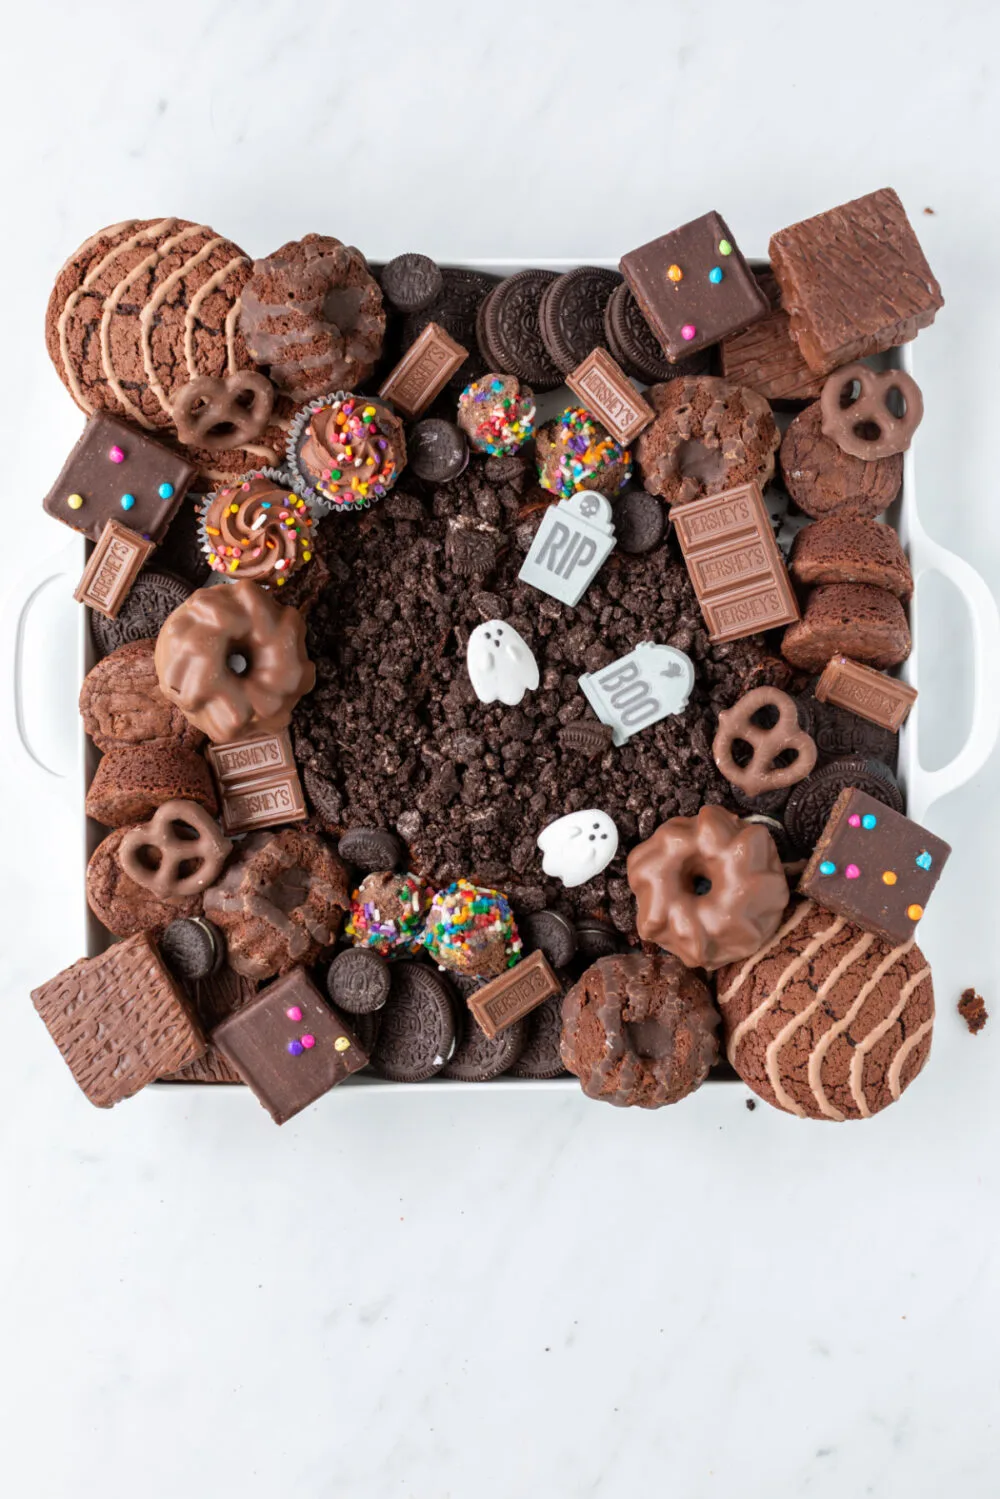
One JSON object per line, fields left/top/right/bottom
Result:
{"left": 212, "top": 967, "right": 368, "bottom": 1124}
{"left": 769, "top": 187, "right": 944, "bottom": 375}
{"left": 620, "top": 211, "right": 769, "bottom": 363}
{"left": 799, "top": 787, "right": 951, "bottom": 944}
{"left": 30, "top": 932, "right": 206, "bottom": 1108}
{"left": 43, "top": 412, "right": 196, "bottom": 543}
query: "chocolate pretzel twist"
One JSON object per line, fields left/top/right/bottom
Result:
{"left": 713, "top": 687, "right": 817, "bottom": 797}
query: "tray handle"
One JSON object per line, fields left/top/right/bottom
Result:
{"left": 7, "top": 539, "right": 84, "bottom": 782}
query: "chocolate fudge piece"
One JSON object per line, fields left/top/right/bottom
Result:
{"left": 43, "top": 412, "right": 196, "bottom": 543}
{"left": 30, "top": 932, "right": 206, "bottom": 1107}
{"left": 212, "top": 967, "right": 367, "bottom": 1123}
{"left": 769, "top": 188, "right": 944, "bottom": 375}
{"left": 799, "top": 787, "right": 951, "bottom": 943}
{"left": 620, "top": 211, "right": 768, "bottom": 363}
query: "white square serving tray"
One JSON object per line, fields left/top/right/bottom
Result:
{"left": 11, "top": 259, "right": 1000, "bottom": 1094}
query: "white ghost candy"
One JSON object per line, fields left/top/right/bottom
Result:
{"left": 537, "top": 809, "right": 619, "bottom": 889}
{"left": 466, "top": 620, "right": 540, "bottom": 706}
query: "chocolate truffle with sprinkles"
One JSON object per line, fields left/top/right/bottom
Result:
{"left": 536, "top": 407, "right": 632, "bottom": 499}
{"left": 457, "top": 374, "right": 536, "bottom": 456}
{"left": 422, "top": 880, "right": 522, "bottom": 979}
{"left": 345, "top": 871, "right": 430, "bottom": 956}
{"left": 200, "top": 470, "right": 314, "bottom": 586}
{"left": 287, "top": 393, "right": 405, "bottom": 512}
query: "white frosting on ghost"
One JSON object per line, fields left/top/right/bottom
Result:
{"left": 536, "top": 809, "right": 619, "bottom": 888}
{"left": 466, "top": 620, "right": 540, "bottom": 707}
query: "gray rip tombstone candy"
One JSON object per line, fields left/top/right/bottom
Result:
{"left": 578, "top": 641, "right": 695, "bottom": 746}
{"left": 517, "top": 489, "right": 617, "bottom": 606}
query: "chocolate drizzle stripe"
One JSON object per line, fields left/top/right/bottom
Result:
{"left": 888, "top": 1015, "right": 934, "bottom": 1100}
{"left": 225, "top": 298, "right": 242, "bottom": 375}
{"left": 184, "top": 254, "right": 251, "bottom": 379}
{"left": 717, "top": 902, "right": 813, "bottom": 1009}
{"left": 56, "top": 217, "right": 155, "bottom": 412}
{"left": 139, "top": 235, "right": 227, "bottom": 414}
{"left": 726, "top": 915, "right": 844, "bottom": 1067}
{"left": 807, "top": 937, "right": 914, "bottom": 1120}
{"left": 765, "top": 928, "right": 873, "bottom": 1117}
{"left": 849, "top": 963, "right": 931, "bottom": 1118}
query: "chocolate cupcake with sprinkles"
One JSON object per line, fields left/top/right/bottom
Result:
{"left": 286, "top": 392, "right": 406, "bottom": 513}
{"left": 199, "top": 469, "right": 314, "bottom": 588}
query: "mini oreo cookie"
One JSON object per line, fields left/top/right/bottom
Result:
{"left": 338, "top": 826, "right": 406, "bottom": 872}
{"left": 477, "top": 270, "right": 563, "bottom": 391}
{"left": 519, "top": 909, "right": 578, "bottom": 970}
{"left": 408, "top": 419, "right": 469, "bottom": 483}
{"left": 604, "top": 282, "right": 712, "bottom": 385}
{"left": 740, "top": 814, "right": 795, "bottom": 864}
{"left": 796, "top": 694, "right": 899, "bottom": 774}
{"left": 575, "top": 918, "right": 623, "bottom": 961}
{"left": 442, "top": 1009, "right": 527, "bottom": 1081}
{"left": 327, "top": 947, "right": 391, "bottom": 1014}
{"left": 613, "top": 489, "right": 666, "bottom": 555}
{"left": 508, "top": 991, "right": 567, "bottom": 1080}
{"left": 89, "top": 570, "right": 192, "bottom": 658}
{"left": 538, "top": 266, "right": 622, "bottom": 375}
{"left": 368, "top": 961, "right": 457, "bottom": 1081}
{"left": 783, "top": 757, "right": 903, "bottom": 854}
{"left": 160, "top": 917, "right": 225, "bottom": 982}
{"left": 378, "top": 254, "right": 443, "bottom": 314}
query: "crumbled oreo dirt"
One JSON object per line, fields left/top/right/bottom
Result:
{"left": 293, "top": 455, "right": 786, "bottom": 933}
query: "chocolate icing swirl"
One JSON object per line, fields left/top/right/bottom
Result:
{"left": 203, "top": 472, "right": 313, "bottom": 586}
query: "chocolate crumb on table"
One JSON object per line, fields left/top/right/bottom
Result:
{"left": 958, "top": 988, "right": 988, "bottom": 1035}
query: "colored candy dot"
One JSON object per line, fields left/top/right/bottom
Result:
{"left": 907, "top": 904, "right": 924, "bottom": 922}
{"left": 848, "top": 814, "right": 861, "bottom": 827}
{"left": 301, "top": 1034, "right": 316, "bottom": 1050}
{"left": 915, "top": 850, "right": 933, "bottom": 870}
{"left": 845, "top": 864, "right": 861, "bottom": 880}
{"left": 287, "top": 1039, "right": 304, "bottom": 1057}
{"left": 708, "top": 266, "right": 723, "bottom": 284}
{"left": 158, "top": 482, "right": 174, "bottom": 500}
{"left": 334, "top": 1036, "right": 351, "bottom": 1052}
{"left": 680, "top": 324, "right": 697, "bottom": 342}
{"left": 67, "top": 493, "right": 84, "bottom": 510}
{"left": 108, "top": 445, "right": 125, "bottom": 463}
{"left": 882, "top": 870, "right": 897, "bottom": 885}
{"left": 862, "top": 814, "right": 878, "bottom": 830}
{"left": 666, "top": 263, "right": 683, "bottom": 282}
{"left": 120, "top": 493, "right": 135, "bottom": 511}
{"left": 718, "top": 239, "right": 733, "bottom": 255}
{"left": 819, "top": 861, "right": 836, "bottom": 876}
{"left": 285, "top": 1005, "right": 302, "bottom": 1021}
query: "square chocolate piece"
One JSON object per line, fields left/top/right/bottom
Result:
{"left": 205, "top": 729, "right": 306, "bottom": 835}
{"left": 30, "top": 932, "right": 206, "bottom": 1107}
{"left": 799, "top": 788, "right": 951, "bottom": 944}
{"left": 620, "top": 211, "right": 768, "bottom": 363}
{"left": 212, "top": 968, "right": 368, "bottom": 1124}
{"left": 814, "top": 655, "right": 917, "bottom": 733}
{"left": 467, "top": 950, "right": 561, "bottom": 1040}
{"left": 566, "top": 348, "right": 654, "bottom": 445}
{"left": 769, "top": 188, "right": 944, "bottom": 374}
{"left": 73, "top": 519, "right": 156, "bottom": 619}
{"left": 378, "top": 322, "right": 468, "bottom": 419}
{"left": 43, "top": 412, "right": 196, "bottom": 543}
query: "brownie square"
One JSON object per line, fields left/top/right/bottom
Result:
{"left": 212, "top": 967, "right": 368, "bottom": 1124}
{"left": 769, "top": 188, "right": 944, "bottom": 374}
{"left": 799, "top": 788, "right": 951, "bottom": 944}
{"left": 43, "top": 412, "right": 195, "bottom": 543}
{"left": 620, "top": 211, "right": 768, "bottom": 363}
{"left": 31, "top": 932, "right": 207, "bottom": 1107}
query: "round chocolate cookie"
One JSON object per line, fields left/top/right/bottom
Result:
{"left": 519, "top": 909, "right": 578, "bottom": 970}
{"left": 402, "top": 267, "right": 498, "bottom": 391}
{"left": 537, "top": 266, "right": 622, "bottom": 375}
{"left": 789, "top": 518, "right": 913, "bottom": 600}
{"left": 780, "top": 402, "right": 903, "bottom": 520}
{"left": 740, "top": 813, "right": 795, "bottom": 864}
{"left": 717, "top": 900, "right": 934, "bottom": 1120}
{"left": 561, "top": 952, "right": 720, "bottom": 1108}
{"left": 782, "top": 584, "right": 911, "bottom": 674}
{"left": 603, "top": 281, "right": 712, "bottom": 385}
{"left": 508, "top": 991, "right": 568, "bottom": 1079}
{"left": 442, "top": 1008, "right": 527, "bottom": 1081}
{"left": 368, "top": 961, "right": 457, "bottom": 1081}
{"left": 337, "top": 827, "right": 406, "bottom": 873}
{"left": 328, "top": 1002, "right": 381, "bottom": 1059}
{"left": 87, "top": 825, "right": 202, "bottom": 938}
{"left": 783, "top": 757, "right": 903, "bottom": 854}
{"left": 378, "top": 254, "right": 444, "bottom": 314}
{"left": 160, "top": 917, "right": 225, "bottom": 982}
{"left": 84, "top": 744, "right": 217, "bottom": 828}
{"left": 796, "top": 694, "right": 898, "bottom": 775}
{"left": 613, "top": 489, "right": 666, "bottom": 555}
{"left": 574, "top": 919, "right": 623, "bottom": 961}
{"left": 90, "top": 570, "right": 192, "bottom": 659}
{"left": 327, "top": 947, "right": 391, "bottom": 1014}
{"left": 79, "top": 637, "right": 204, "bottom": 752}
{"left": 476, "top": 270, "right": 563, "bottom": 391}
{"left": 635, "top": 376, "right": 780, "bottom": 505}
{"left": 407, "top": 419, "right": 469, "bottom": 483}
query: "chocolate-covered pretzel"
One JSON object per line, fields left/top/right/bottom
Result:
{"left": 118, "top": 799, "right": 232, "bottom": 902}
{"left": 172, "top": 372, "right": 275, "bottom": 453}
{"left": 713, "top": 686, "right": 817, "bottom": 796}
{"left": 819, "top": 363, "right": 923, "bottom": 460}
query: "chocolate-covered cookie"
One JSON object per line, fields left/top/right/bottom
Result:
{"left": 90, "top": 570, "right": 192, "bottom": 658}
{"left": 635, "top": 376, "right": 779, "bottom": 505}
{"left": 79, "top": 637, "right": 204, "bottom": 751}
{"left": 780, "top": 402, "right": 903, "bottom": 520}
{"left": 368, "top": 961, "right": 457, "bottom": 1081}
{"left": 84, "top": 743, "right": 217, "bottom": 828}
{"left": 477, "top": 270, "right": 563, "bottom": 391}
{"left": 537, "top": 266, "right": 621, "bottom": 375}
{"left": 783, "top": 757, "right": 903, "bottom": 854}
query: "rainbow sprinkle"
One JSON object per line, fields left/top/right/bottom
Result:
{"left": 346, "top": 872, "right": 430, "bottom": 956}
{"left": 537, "top": 407, "right": 631, "bottom": 500}
{"left": 422, "top": 880, "right": 522, "bottom": 977}
{"left": 458, "top": 374, "right": 536, "bottom": 455}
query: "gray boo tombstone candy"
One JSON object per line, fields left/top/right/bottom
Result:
{"left": 517, "top": 490, "right": 617, "bottom": 606}
{"left": 579, "top": 642, "right": 695, "bottom": 746}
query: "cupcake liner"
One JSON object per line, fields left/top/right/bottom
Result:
{"left": 199, "top": 467, "right": 314, "bottom": 587}
{"left": 285, "top": 392, "right": 401, "bottom": 516}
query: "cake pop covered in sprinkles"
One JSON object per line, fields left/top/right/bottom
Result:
{"left": 345, "top": 871, "right": 430, "bottom": 956}
{"left": 422, "top": 880, "right": 522, "bottom": 979}
{"left": 457, "top": 373, "right": 536, "bottom": 455}
{"left": 536, "top": 406, "right": 632, "bottom": 499}
{"left": 287, "top": 392, "right": 406, "bottom": 513}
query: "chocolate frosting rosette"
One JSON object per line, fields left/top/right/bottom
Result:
{"left": 286, "top": 392, "right": 406, "bottom": 513}
{"left": 199, "top": 469, "right": 314, "bottom": 588}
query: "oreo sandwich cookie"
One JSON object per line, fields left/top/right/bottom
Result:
{"left": 442, "top": 1007, "right": 527, "bottom": 1082}
{"left": 476, "top": 269, "right": 563, "bottom": 391}
{"left": 574, "top": 918, "right": 623, "bottom": 962}
{"left": 537, "top": 266, "right": 622, "bottom": 375}
{"left": 613, "top": 489, "right": 666, "bottom": 555}
{"left": 160, "top": 917, "right": 225, "bottom": 983}
{"left": 508, "top": 991, "right": 567, "bottom": 1080}
{"left": 796, "top": 694, "right": 899, "bottom": 775}
{"left": 327, "top": 947, "right": 391, "bottom": 1014}
{"left": 784, "top": 757, "right": 904, "bottom": 855}
{"left": 378, "top": 253, "right": 443, "bottom": 314}
{"left": 89, "top": 570, "right": 192, "bottom": 658}
{"left": 337, "top": 827, "right": 406, "bottom": 872}
{"left": 519, "top": 909, "right": 578, "bottom": 970}
{"left": 604, "top": 282, "right": 712, "bottom": 385}
{"left": 408, "top": 419, "right": 469, "bottom": 483}
{"left": 368, "top": 961, "right": 457, "bottom": 1082}
{"left": 329, "top": 1002, "right": 380, "bottom": 1057}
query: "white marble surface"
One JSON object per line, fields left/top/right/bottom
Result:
{"left": 2, "top": 3, "right": 1000, "bottom": 1495}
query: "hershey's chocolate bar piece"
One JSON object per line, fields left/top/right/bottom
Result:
{"left": 671, "top": 482, "right": 800, "bottom": 642}
{"left": 30, "top": 932, "right": 206, "bottom": 1107}
{"left": 213, "top": 967, "right": 367, "bottom": 1124}
{"left": 814, "top": 655, "right": 917, "bottom": 732}
{"left": 44, "top": 411, "right": 195, "bottom": 543}
{"left": 74, "top": 519, "right": 156, "bottom": 619}
{"left": 468, "top": 949, "right": 561, "bottom": 1040}
{"left": 379, "top": 321, "right": 468, "bottom": 418}
{"left": 798, "top": 787, "right": 950, "bottom": 944}
{"left": 566, "top": 347, "right": 654, "bottom": 445}
{"left": 205, "top": 729, "right": 307, "bottom": 835}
